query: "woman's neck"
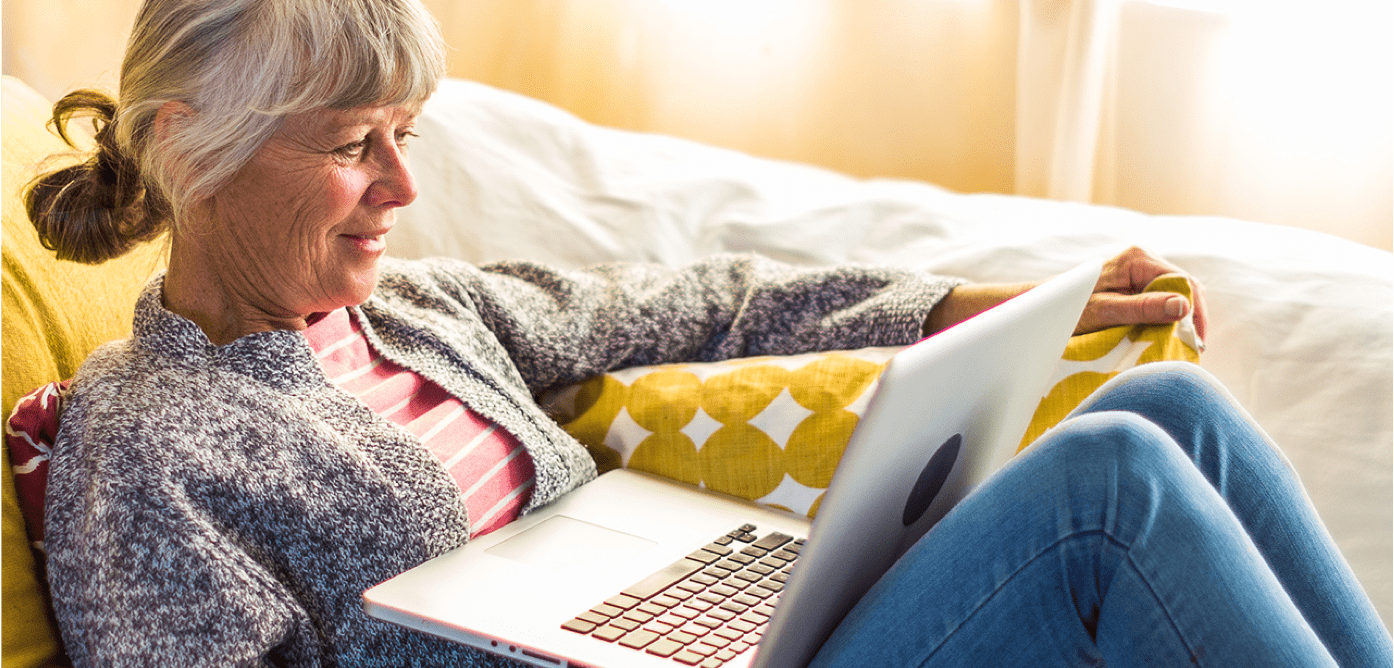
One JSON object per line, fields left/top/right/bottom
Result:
{"left": 162, "top": 238, "right": 310, "bottom": 346}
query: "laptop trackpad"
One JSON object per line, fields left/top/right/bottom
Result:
{"left": 485, "top": 515, "right": 656, "bottom": 571}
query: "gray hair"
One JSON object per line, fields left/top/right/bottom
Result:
{"left": 26, "top": 0, "right": 446, "bottom": 263}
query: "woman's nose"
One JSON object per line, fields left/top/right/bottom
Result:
{"left": 368, "top": 144, "right": 417, "bottom": 208}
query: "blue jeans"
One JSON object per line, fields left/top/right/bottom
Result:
{"left": 811, "top": 362, "right": 1391, "bottom": 668}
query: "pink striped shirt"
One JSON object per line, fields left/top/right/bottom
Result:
{"left": 303, "top": 308, "right": 534, "bottom": 537}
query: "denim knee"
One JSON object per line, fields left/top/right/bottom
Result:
{"left": 1026, "top": 410, "right": 1192, "bottom": 515}
{"left": 1070, "top": 361, "right": 1224, "bottom": 422}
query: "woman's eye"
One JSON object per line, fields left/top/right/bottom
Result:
{"left": 395, "top": 131, "right": 418, "bottom": 149}
{"left": 334, "top": 140, "right": 368, "bottom": 159}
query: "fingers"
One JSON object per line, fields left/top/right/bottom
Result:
{"left": 1100, "top": 246, "right": 1180, "bottom": 292}
{"left": 1076, "top": 291, "right": 1192, "bottom": 335}
{"left": 1097, "top": 246, "right": 1208, "bottom": 342}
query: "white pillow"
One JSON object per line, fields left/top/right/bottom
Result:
{"left": 391, "top": 78, "right": 966, "bottom": 269}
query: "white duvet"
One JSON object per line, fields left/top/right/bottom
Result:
{"left": 391, "top": 78, "right": 1393, "bottom": 628}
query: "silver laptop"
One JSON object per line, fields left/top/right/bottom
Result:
{"left": 364, "top": 258, "right": 1102, "bottom": 668}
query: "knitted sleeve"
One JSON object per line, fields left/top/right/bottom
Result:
{"left": 44, "top": 448, "right": 314, "bottom": 666}
{"left": 389, "top": 253, "right": 963, "bottom": 393}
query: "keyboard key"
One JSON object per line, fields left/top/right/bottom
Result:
{"left": 733, "top": 570, "right": 763, "bottom": 584}
{"left": 728, "top": 552, "right": 756, "bottom": 565}
{"left": 669, "top": 606, "right": 700, "bottom": 620}
{"left": 715, "top": 558, "right": 744, "bottom": 571}
{"left": 605, "top": 593, "right": 642, "bottom": 610}
{"left": 683, "top": 598, "right": 715, "bottom": 612}
{"left": 692, "top": 615, "right": 724, "bottom": 630}
{"left": 686, "top": 549, "right": 724, "bottom": 565}
{"left": 740, "top": 545, "right": 768, "bottom": 559}
{"left": 675, "top": 579, "right": 706, "bottom": 594}
{"left": 651, "top": 594, "right": 683, "bottom": 608}
{"left": 669, "top": 630, "right": 700, "bottom": 645}
{"left": 698, "top": 634, "right": 732, "bottom": 650}
{"left": 709, "top": 583, "right": 740, "bottom": 597}
{"left": 590, "top": 603, "right": 624, "bottom": 618}
{"left": 713, "top": 626, "right": 746, "bottom": 642}
{"left": 708, "top": 608, "right": 738, "bottom": 622}
{"left": 719, "top": 600, "right": 750, "bottom": 615}
{"left": 656, "top": 612, "right": 690, "bottom": 627}
{"left": 623, "top": 558, "right": 705, "bottom": 600}
{"left": 721, "top": 576, "right": 752, "bottom": 591}
{"left": 620, "top": 629, "right": 661, "bottom": 649}
{"left": 646, "top": 638, "right": 685, "bottom": 657}
{"left": 561, "top": 618, "right": 597, "bottom": 634}
{"left": 576, "top": 611, "right": 609, "bottom": 626}
{"left": 673, "top": 650, "right": 708, "bottom": 665}
{"left": 623, "top": 608, "right": 656, "bottom": 624}
{"left": 591, "top": 625, "right": 628, "bottom": 642}
{"left": 732, "top": 594, "right": 762, "bottom": 608}
{"left": 665, "top": 588, "right": 696, "bottom": 602}
{"left": 739, "top": 610, "right": 770, "bottom": 626}
{"left": 728, "top": 619, "right": 758, "bottom": 634}
{"left": 704, "top": 566, "right": 734, "bottom": 581}
{"left": 679, "top": 621, "right": 713, "bottom": 636}
{"left": 752, "top": 532, "right": 794, "bottom": 552}
{"left": 743, "top": 585, "right": 776, "bottom": 600}
{"left": 702, "top": 542, "right": 734, "bottom": 556}
{"left": 697, "top": 591, "right": 726, "bottom": 606}
{"left": 747, "top": 563, "right": 775, "bottom": 576}
{"left": 685, "top": 642, "right": 719, "bottom": 657}
{"left": 645, "top": 620, "right": 676, "bottom": 635}
{"left": 691, "top": 572, "right": 720, "bottom": 586}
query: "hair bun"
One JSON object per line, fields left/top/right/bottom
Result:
{"left": 25, "top": 90, "right": 168, "bottom": 264}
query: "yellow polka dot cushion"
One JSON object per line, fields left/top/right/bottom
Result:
{"left": 542, "top": 275, "right": 1201, "bottom": 518}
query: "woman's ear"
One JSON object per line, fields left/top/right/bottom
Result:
{"left": 153, "top": 100, "right": 196, "bottom": 144}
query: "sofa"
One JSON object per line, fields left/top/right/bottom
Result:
{"left": 3, "top": 75, "right": 1389, "bottom": 666}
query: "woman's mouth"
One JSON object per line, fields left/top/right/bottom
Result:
{"left": 341, "top": 232, "right": 388, "bottom": 254}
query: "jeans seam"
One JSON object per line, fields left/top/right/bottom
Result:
{"left": 909, "top": 529, "right": 1196, "bottom": 668}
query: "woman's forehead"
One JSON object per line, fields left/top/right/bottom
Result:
{"left": 285, "top": 102, "right": 423, "bottom": 131}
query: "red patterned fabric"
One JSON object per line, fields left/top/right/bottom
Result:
{"left": 6, "top": 380, "right": 68, "bottom": 552}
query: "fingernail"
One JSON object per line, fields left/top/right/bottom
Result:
{"left": 1166, "top": 296, "right": 1188, "bottom": 318}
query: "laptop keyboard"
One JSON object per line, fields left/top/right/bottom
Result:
{"left": 561, "top": 524, "right": 803, "bottom": 667}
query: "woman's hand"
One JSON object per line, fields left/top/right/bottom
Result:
{"left": 924, "top": 247, "right": 1207, "bottom": 340}
{"left": 1079, "top": 246, "right": 1207, "bottom": 340}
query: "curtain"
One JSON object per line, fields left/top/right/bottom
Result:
{"left": 1018, "top": 0, "right": 1392, "bottom": 249}
{"left": 4, "top": 0, "right": 1389, "bottom": 248}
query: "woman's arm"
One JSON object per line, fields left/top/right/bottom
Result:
{"left": 924, "top": 247, "right": 1208, "bottom": 340}
{"left": 415, "top": 253, "right": 963, "bottom": 391}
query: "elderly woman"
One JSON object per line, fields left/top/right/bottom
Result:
{"left": 24, "top": 0, "right": 1389, "bottom": 666}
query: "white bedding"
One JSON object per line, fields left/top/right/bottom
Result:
{"left": 391, "top": 78, "right": 1393, "bottom": 628}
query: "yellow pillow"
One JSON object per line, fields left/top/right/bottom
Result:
{"left": 1018, "top": 274, "right": 1201, "bottom": 450}
{"left": 2, "top": 76, "right": 166, "bottom": 668}
{"left": 544, "top": 276, "right": 1201, "bottom": 518}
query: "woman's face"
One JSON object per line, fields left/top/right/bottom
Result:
{"left": 196, "top": 102, "right": 420, "bottom": 321}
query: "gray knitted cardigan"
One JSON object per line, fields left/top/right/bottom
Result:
{"left": 45, "top": 253, "right": 959, "bottom": 667}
